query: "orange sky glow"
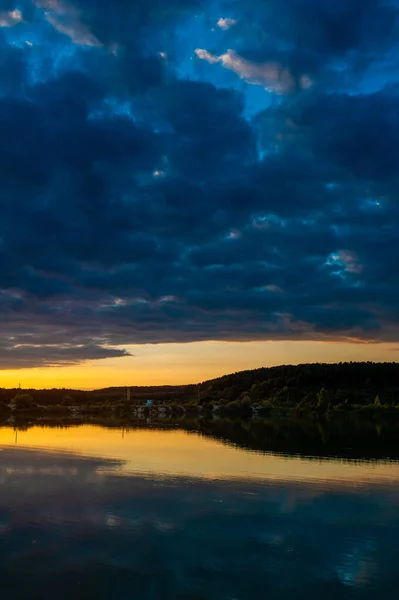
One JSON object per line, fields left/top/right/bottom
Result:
{"left": 0, "top": 340, "right": 398, "bottom": 390}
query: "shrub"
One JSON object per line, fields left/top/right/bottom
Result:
{"left": 12, "top": 394, "right": 36, "bottom": 409}
{"left": 240, "top": 396, "right": 252, "bottom": 408}
{"left": 61, "top": 395, "right": 75, "bottom": 407}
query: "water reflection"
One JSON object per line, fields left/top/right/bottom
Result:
{"left": 0, "top": 420, "right": 398, "bottom": 598}
{"left": 1, "top": 419, "right": 399, "bottom": 484}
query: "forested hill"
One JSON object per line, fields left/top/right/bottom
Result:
{"left": 1, "top": 362, "right": 399, "bottom": 410}
{"left": 198, "top": 362, "right": 399, "bottom": 410}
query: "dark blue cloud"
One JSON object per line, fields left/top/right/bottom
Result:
{"left": 0, "top": 0, "right": 398, "bottom": 367}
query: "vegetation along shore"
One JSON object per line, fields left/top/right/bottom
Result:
{"left": 2, "top": 362, "right": 399, "bottom": 420}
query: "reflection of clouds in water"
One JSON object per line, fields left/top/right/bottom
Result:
{"left": 0, "top": 447, "right": 397, "bottom": 598}
{"left": 0, "top": 447, "right": 122, "bottom": 472}
{"left": 335, "top": 540, "right": 377, "bottom": 587}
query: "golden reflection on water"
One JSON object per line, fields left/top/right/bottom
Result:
{"left": 0, "top": 425, "right": 398, "bottom": 485}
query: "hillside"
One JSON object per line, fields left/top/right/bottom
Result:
{"left": 197, "top": 362, "right": 399, "bottom": 411}
{"left": 1, "top": 362, "right": 399, "bottom": 412}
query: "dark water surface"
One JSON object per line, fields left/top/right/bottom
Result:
{"left": 1, "top": 419, "right": 399, "bottom": 599}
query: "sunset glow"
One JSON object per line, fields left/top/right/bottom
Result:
{"left": 0, "top": 341, "right": 398, "bottom": 390}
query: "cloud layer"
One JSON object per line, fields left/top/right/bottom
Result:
{"left": 0, "top": 0, "right": 398, "bottom": 367}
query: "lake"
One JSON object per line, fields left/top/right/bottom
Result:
{"left": 1, "top": 417, "right": 399, "bottom": 599}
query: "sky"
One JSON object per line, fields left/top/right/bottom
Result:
{"left": 0, "top": 0, "right": 399, "bottom": 388}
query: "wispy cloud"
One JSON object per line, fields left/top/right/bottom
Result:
{"left": 326, "top": 251, "right": 363, "bottom": 275}
{"left": 217, "top": 17, "right": 237, "bottom": 30}
{"left": 35, "top": 0, "right": 102, "bottom": 47}
{"left": 195, "top": 48, "right": 300, "bottom": 94}
{"left": 0, "top": 9, "right": 22, "bottom": 27}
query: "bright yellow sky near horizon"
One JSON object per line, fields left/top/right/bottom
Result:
{"left": 0, "top": 340, "right": 398, "bottom": 390}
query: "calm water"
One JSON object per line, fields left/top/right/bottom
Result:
{"left": 1, "top": 420, "right": 399, "bottom": 599}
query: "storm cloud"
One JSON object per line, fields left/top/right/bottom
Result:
{"left": 0, "top": 0, "right": 398, "bottom": 367}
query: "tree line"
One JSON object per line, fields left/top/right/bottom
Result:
{"left": 197, "top": 362, "right": 399, "bottom": 412}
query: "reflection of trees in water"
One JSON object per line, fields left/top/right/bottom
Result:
{"left": 3, "top": 412, "right": 399, "bottom": 461}
{"left": 195, "top": 414, "right": 399, "bottom": 461}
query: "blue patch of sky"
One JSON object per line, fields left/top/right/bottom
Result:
{"left": 166, "top": 6, "right": 274, "bottom": 119}
{"left": 4, "top": 14, "right": 84, "bottom": 85}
